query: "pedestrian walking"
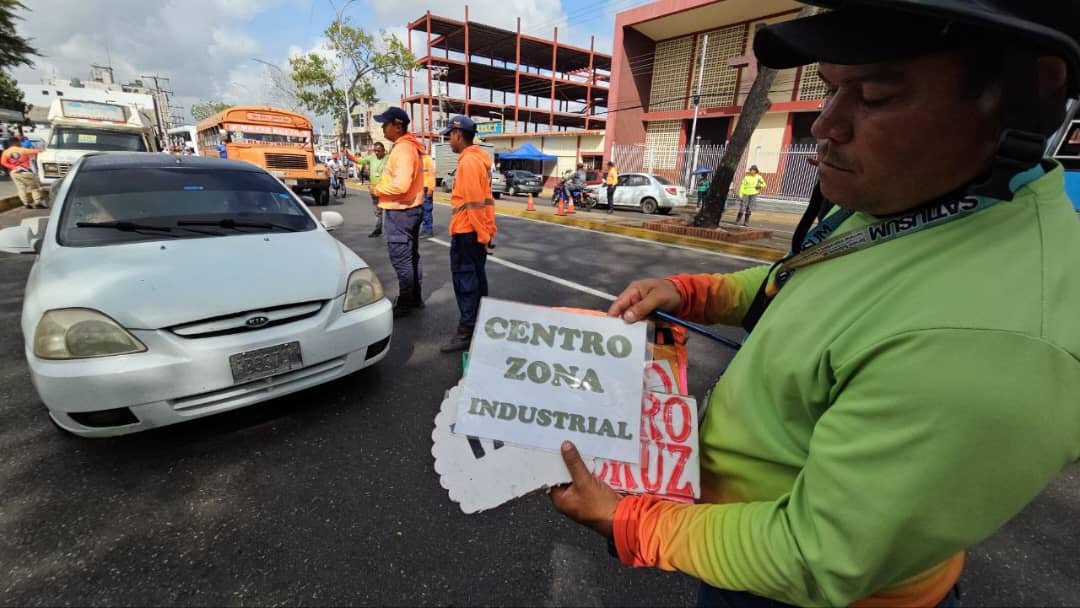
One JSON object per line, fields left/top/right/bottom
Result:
{"left": 604, "top": 161, "right": 618, "bottom": 213}
{"left": 736, "top": 164, "right": 766, "bottom": 225}
{"left": 420, "top": 149, "right": 436, "bottom": 238}
{"left": 1, "top": 136, "right": 45, "bottom": 209}
{"left": 347, "top": 142, "right": 389, "bottom": 237}
{"left": 369, "top": 107, "right": 426, "bottom": 318}
{"left": 549, "top": 2, "right": 1080, "bottom": 607}
{"left": 439, "top": 116, "right": 497, "bottom": 353}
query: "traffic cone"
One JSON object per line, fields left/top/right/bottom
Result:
{"left": 556, "top": 195, "right": 567, "bottom": 216}
{"left": 526, "top": 193, "right": 536, "bottom": 211}
{"left": 567, "top": 195, "right": 576, "bottom": 214}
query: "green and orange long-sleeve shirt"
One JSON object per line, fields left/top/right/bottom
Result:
{"left": 612, "top": 164, "right": 1080, "bottom": 606}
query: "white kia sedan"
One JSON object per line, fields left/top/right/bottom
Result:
{"left": 0, "top": 153, "right": 392, "bottom": 437}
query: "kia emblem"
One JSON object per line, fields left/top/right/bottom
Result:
{"left": 245, "top": 315, "right": 270, "bottom": 327}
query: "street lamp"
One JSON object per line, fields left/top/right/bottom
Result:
{"left": 488, "top": 110, "right": 505, "bottom": 134}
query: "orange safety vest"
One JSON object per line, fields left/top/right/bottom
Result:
{"left": 422, "top": 153, "right": 436, "bottom": 191}
{"left": 373, "top": 133, "right": 425, "bottom": 210}
{"left": 449, "top": 145, "right": 497, "bottom": 245}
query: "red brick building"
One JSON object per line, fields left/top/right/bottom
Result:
{"left": 605, "top": 0, "right": 829, "bottom": 180}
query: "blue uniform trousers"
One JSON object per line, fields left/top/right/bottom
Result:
{"left": 384, "top": 206, "right": 423, "bottom": 305}
{"left": 450, "top": 232, "right": 488, "bottom": 330}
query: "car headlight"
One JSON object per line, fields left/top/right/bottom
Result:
{"left": 343, "top": 268, "right": 384, "bottom": 312}
{"left": 42, "top": 163, "right": 60, "bottom": 178}
{"left": 315, "top": 168, "right": 326, "bottom": 176}
{"left": 33, "top": 309, "right": 147, "bottom": 360}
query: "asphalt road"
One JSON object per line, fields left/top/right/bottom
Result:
{"left": 0, "top": 189, "right": 1077, "bottom": 606}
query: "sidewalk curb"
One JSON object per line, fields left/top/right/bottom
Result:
{"left": 433, "top": 195, "right": 782, "bottom": 261}
{"left": 0, "top": 194, "right": 21, "bottom": 213}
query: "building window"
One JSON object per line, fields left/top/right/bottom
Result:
{"left": 687, "top": 24, "right": 745, "bottom": 109}
{"left": 648, "top": 37, "right": 694, "bottom": 112}
{"left": 798, "top": 63, "right": 829, "bottom": 101}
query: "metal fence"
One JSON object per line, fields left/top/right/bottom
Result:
{"left": 610, "top": 142, "right": 819, "bottom": 203}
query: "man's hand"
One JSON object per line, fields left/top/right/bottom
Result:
{"left": 485, "top": 240, "right": 495, "bottom": 255}
{"left": 607, "top": 278, "right": 682, "bottom": 323}
{"left": 550, "top": 441, "right": 620, "bottom": 539}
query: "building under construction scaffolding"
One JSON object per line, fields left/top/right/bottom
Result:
{"left": 404, "top": 10, "right": 611, "bottom": 147}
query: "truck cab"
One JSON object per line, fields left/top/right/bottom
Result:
{"left": 37, "top": 99, "right": 156, "bottom": 186}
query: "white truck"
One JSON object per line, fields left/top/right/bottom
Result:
{"left": 432, "top": 141, "right": 494, "bottom": 187}
{"left": 37, "top": 99, "right": 157, "bottom": 186}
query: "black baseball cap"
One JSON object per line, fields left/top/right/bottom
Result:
{"left": 373, "top": 107, "right": 411, "bottom": 126}
{"left": 754, "top": 7, "right": 987, "bottom": 69}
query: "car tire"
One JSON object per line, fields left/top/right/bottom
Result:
{"left": 317, "top": 188, "right": 330, "bottom": 206}
{"left": 511, "top": 187, "right": 518, "bottom": 196}
{"left": 641, "top": 197, "right": 659, "bottom": 214}
{"left": 493, "top": 192, "right": 501, "bottom": 199}
{"left": 657, "top": 208, "right": 672, "bottom": 215}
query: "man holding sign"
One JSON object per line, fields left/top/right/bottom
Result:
{"left": 552, "top": 2, "right": 1080, "bottom": 607}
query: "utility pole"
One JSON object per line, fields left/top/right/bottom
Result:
{"left": 686, "top": 34, "right": 708, "bottom": 191}
{"left": 140, "top": 74, "right": 176, "bottom": 135}
{"left": 431, "top": 65, "right": 449, "bottom": 142}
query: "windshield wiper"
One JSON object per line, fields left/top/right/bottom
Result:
{"left": 76, "top": 221, "right": 223, "bottom": 237}
{"left": 177, "top": 218, "right": 300, "bottom": 232}
{"left": 77, "top": 221, "right": 174, "bottom": 232}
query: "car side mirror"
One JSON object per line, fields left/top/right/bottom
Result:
{"left": 0, "top": 225, "right": 36, "bottom": 255}
{"left": 320, "top": 211, "right": 344, "bottom": 232}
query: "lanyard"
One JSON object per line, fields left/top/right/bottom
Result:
{"left": 741, "top": 164, "right": 1047, "bottom": 333}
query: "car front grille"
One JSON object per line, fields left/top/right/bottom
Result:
{"left": 169, "top": 356, "right": 347, "bottom": 414}
{"left": 169, "top": 301, "right": 325, "bottom": 338}
{"left": 265, "top": 153, "right": 309, "bottom": 170}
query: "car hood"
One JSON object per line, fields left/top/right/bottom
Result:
{"left": 31, "top": 230, "right": 356, "bottom": 329}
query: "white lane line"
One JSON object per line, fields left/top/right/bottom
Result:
{"left": 433, "top": 201, "right": 768, "bottom": 264}
{"left": 428, "top": 238, "right": 617, "bottom": 301}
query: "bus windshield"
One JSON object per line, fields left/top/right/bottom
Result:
{"left": 51, "top": 128, "right": 147, "bottom": 152}
{"left": 222, "top": 122, "right": 311, "bottom": 147}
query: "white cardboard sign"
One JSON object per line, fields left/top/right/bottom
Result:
{"left": 453, "top": 298, "right": 647, "bottom": 463}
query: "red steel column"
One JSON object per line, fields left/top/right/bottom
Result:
{"left": 549, "top": 27, "right": 557, "bottom": 130}
{"left": 584, "top": 35, "right": 595, "bottom": 131}
{"left": 464, "top": 5, "right": 471, "bottom": 117}
{"left": 514, "top": 17, "right": 521, "bottom": 133}
{"left": 426, "top": 12, "right": 433, "bottom": 140}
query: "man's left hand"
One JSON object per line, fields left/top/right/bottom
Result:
{"left": 550, "top": 441, "right": 620, "bottom": 539}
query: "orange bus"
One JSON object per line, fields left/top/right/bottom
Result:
{"left": 196, "top": 106, "right": 331, "bottom": 204}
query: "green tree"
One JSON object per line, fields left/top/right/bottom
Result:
{"left": 0, "top": 0, "right": 37, "bottom": 70}
{"left": 0, "top": 69, "right": 26, "bottom": 114}
{"left": 289, "top": 15, "right": 416, "bottom": 142}
{"left": 191, "top": 101, "right": 231, "bottom": 122}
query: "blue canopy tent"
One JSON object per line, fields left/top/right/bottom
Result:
{"left": 497, "top": 143, "right": 557, "bottom": 162}
{"left": 496, "top": 143, "right": 559, "bottom": 187}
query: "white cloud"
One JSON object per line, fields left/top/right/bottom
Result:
{"left": 10, "top": 0, "right": 279, "bottom": 124}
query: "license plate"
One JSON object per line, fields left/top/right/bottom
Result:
{"left": 285, "top": 179, "right": 298, "bottom": 186}
{"left": 271, "top": 171, "right": 286, "bottom": 177}
{"left": 229, "top": 342, "right": 303, "bottom": 384}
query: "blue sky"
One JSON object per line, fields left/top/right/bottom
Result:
{"left": 11, "top": 0, "right": 649, "bottom": 125}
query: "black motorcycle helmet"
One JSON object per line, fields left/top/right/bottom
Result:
{"left": 753, "top": 0, "right": 1080, "bottom": 200}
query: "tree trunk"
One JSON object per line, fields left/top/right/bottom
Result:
{"left": 692, "top": 6, "right": 820, "bottom": 228}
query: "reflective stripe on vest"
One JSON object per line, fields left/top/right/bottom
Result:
{"left": 452, "top": 199, "right": 495, "bottom": 214}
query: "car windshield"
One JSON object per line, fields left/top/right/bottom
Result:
{"left": 652, "top": 175, "right": 673, "bottom": 185}
{"left": 58, "top": 167, "right": 316, "bottom": 247}
{"left": 50, "top": 128, "right": 147, "bottom": 152}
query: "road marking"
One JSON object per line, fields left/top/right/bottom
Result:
{"left": 428, "top": 238, "right": 617, "bottom": 301}
{"left": 433, "top": 201, "right": 769, "bottom": 264}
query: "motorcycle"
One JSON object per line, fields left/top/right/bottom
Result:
{"left": 552, "top": 180, "right": 596, "bottom": 211}
{"left": 331, "top": 168, "right": 347, "bottom": 199}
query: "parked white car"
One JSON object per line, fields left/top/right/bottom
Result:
{"left": 587, "top": 173, "right": 686, "bottom": 214}
{"left": 0, "top": 153, "right": 392, "bottom": 437}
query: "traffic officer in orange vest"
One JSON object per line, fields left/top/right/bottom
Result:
{"left": 439, "top": 116, "right": 497, "bottom": 353}
{"left": 370, "top": 107, "right": 427, "bottom": 318}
